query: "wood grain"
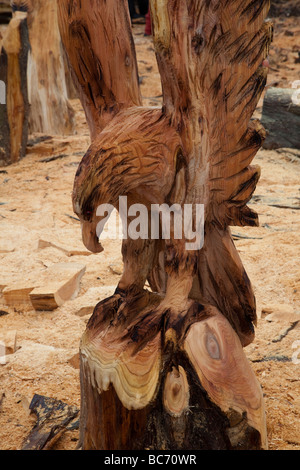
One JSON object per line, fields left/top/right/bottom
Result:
{"left": 58, "top": 0, "right": 142, "bottom": 139}
{"left": 150, "top": 0, "right": 273, "bottom": 346}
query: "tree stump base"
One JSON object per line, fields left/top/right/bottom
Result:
{"left": 78, "top": 291, "right": 267, "bottom": 450}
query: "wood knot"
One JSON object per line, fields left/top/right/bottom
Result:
{"left": 125, "top": 55, "right": 131, "bottom": 67}
{"left": 163, "top": 366, "right": 190, "bottom": 417}
{"left": 205, "top": 330, "right": 221, "bottom": 360}
{"left": 191, "top": 30, "right": 205, "bottom": 55}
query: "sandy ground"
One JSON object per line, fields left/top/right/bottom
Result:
{"left": 0, "top": 17, "right": 299, "bottom": 451}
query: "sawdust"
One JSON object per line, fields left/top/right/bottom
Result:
{"left": 0, "top": 18, "right": 299, "bottom": 451}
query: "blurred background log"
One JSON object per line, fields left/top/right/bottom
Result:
{"left": 25, "top": 0, "right": 75, "bottom": 135}
{"left": 261, "top": 87, "right": 300, "bottom": 149}
{"left": 0, "top": 0, "right": 77, "bottom": 167}
{"left": 0, "top": 1, "right": 12, "bottom": 24}
{"left": 269, "top": 0, "right": 300, "bottom": 17}
{"left": 0, "top": 10, "right": 29, "bottom": 166}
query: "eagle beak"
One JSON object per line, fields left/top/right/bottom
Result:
{"left": 81, "top": 220, "right": 104, "bottom": 253}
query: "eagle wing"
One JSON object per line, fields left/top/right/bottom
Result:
{"left": 151, "top": 0, "right": 273, "bottom": 345}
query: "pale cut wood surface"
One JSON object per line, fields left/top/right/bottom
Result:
{"left": 29, "top": 263, "right": 86, "bottom": 311}
{"left": 2, "top": 263, "right": 86, "bottom": 310}
{"left": 185, "top": 310, "right": 267, "bottom": 449}
{"left": 163, "top": 366, "right": 190, "bottom": 418}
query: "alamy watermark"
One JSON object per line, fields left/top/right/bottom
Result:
{"left": 95, "top": 196, "right": 205, "bottom": 251}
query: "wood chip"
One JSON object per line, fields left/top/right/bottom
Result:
{"left": 29, "top": 263, "right": 86, "bottom": 311}
{"left": 38, "top": 239, "right": 92, "bottom": 257}
{"left": 272, "top": 322, "right": 299, "bottom": 343}
{"left": 0, "top": 330, "right": 18, "bottom": 364}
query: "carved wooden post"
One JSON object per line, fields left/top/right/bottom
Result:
{"left": 0, "top": 0, "right": 76, "bottom": 167}
{"left": 0, "top": 9, "right": 29, "bottom": 166}
{"left": 10, "top": 0, "right": 75, "bottom": 135}
{"left": 59, "top": 0, "right": 273, "bottom": 450}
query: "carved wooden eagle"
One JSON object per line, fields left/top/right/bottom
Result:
{"left": 58, "top": 0, "right": 272, "bottom": 348}
{"left": 57, "top": 0, "right": 274, "bottom": 451}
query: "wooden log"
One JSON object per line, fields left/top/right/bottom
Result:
{"left": 0, "top": 11, "right": 29, "bottom": 166}
{"left": 59, "top": 0, "right": 272, "bottom": 450}
{"left": 11, "top": 0, "right": 76, "bottom": 135}
{"left": 261, "top": 87, "right": 300, "bottom": 150}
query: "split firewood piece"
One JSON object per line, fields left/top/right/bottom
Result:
{"left": 0, "top": 330, "right": 18, "bottom": 356}
{"left": 29, "top": 263, "right": 86, "bottom": 311}
{"left": 2, "top": 263, "right": 86, "bottom": 310}
{"left": 2, "top": 283, "right": 35, "bottom": 307}
{"left": 22, "top": 394, "right": 79, "bottom": 450}
{"left": 68, "top": 352, "right": 80, "bottom": 370}
{"left": 0, "top": 10, "right": 29, "bottom": 166}
{"left": 0, "top": 330, "right": 17, "bottom": 365}
{"left": 0, "top": 282, "right": 8, "bottom": 293}
{"left": 0, "top": 239, "right": 16, "bottom": 253}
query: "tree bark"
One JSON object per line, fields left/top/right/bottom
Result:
{"left": 59, "top": 0, "right": 273, "bottom": 450}
{"left": 0, "top": 10, "right": 29, "bottom": 166}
